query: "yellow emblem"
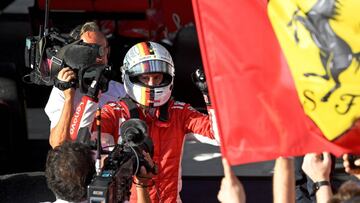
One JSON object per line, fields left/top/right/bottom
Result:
{"left": 268, "top": 0, "right": 360, "bottom": 140}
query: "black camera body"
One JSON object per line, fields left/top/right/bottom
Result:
{"left": 88, "top": 145, "right": 134, "bottom": 203}
{"left": 24, "top": 29, "right": 111, "bottom": 94}
{"left": 51, "top": 41, "right": 111, "bottom": 94}
{"left": 88, "top": 119, "right": 154, "bottom": 203}
{"left": 23, "top": 0, "right": 112, "bottom": 94}
{"left": 24, "top": 29, "right": 75, "bottom": 85}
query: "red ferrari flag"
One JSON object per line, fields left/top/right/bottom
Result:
{"left": 192, "top": 0, "right": 360, "bottom": 165}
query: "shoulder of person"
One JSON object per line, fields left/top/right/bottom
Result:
{"left": 103, "top": 80, "right": 126, "bottom": 98}
{"left": 171, "top": 100, "right": 196, "bottom": 111}
{"left": 107, "top": 80, "right": 125, "bottom": 91}
{"left": 104, "top": 100, "right": 121, "bottom": 107}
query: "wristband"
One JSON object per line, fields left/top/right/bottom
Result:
{"left": 54, "top": 77, "right": 76, "bottom": 90}
{"left": 312, "top": 180, "right": 330, "bottom": 195}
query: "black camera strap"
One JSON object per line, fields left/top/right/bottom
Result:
{"left": 53, "top": 77, "right": 76, "bottom": 90}
{"left": 122, "top": 97, "right": 140, "bottom": 118}
{"left": 159, "top": 101, "right": 169, "bottom": 122}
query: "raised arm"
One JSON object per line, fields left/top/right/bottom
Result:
{"left": 273, "top": 157, "right": 295, "bottom": 203}
{"left": 49, "top": 67, "right": 76, "bottom": 148}
{"left": 217, "top": 158, "right": 246, "bottom": 203}
{"left": 302, "top": 152, "right": 333, "bottom": 203}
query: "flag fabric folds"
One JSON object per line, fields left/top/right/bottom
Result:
{"left": 192, "top": 0, "right": 360, "bottom": 165}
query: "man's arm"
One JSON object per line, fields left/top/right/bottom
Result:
{"left": 49, "top": 89, "right": 74, "bottom": 148}
{"left": 183, "top": 104, "right": 219, "bottom": 145}
{"left": 217, "top": 158, "right": 246, "bottom": 203}
{"left": 49, "top": 68, "right": 76, "bottom": 148}
{"left": 273, "top": 157, "right": 295, "bottom": 203}
{"left": 302, "top": 152, "right": 333, "bottom": 202}
{"left": 190, "top": 68, "right": 221, "bottom": 144}
{"left": 136, "top": 187, "right": 151, "bottom": 203}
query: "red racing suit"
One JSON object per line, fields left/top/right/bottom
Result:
{"left": 99, "top": 98, "right": 215, "bottom": 203}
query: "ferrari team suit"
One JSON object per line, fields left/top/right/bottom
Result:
{"left": 99, "top": 98, "right": 216, "bottom": 203}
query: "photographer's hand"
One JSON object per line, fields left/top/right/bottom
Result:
{"left": 142, "top": 151, "right": 158, "bottom": 175}
{"left": 137, "top": 151, "right": 157, "bottom": 179}
{"left": 134, "top": 151, "right": 157, "bottom": 190}
{"left": 54, "top": 67, "right": 76, "bottom": 95}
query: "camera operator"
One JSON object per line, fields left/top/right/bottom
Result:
{"left": 69, "top": 41, "right": 219, "bottom": 202}
{"left": 44, "top": 141, "right": 95, "bottom": 203}
{"left": 44, "top": 22, "right": 126, "bottom": 148}
{"left": 44, "top": 141, "right": 153, "bottom": 203}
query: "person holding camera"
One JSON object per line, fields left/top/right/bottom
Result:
{"left": 44, "top": 141, "right": 153, "bottom": 203}
{"left": 44, "top": 141, "right": 95, "bottom": 203}
{"left": 45, "top": 22, "right": 126, "bottom": 149}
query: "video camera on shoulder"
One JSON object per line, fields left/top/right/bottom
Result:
{"left": 51, "top": 40, "right": 111, "bottom": 94}
{"left": 23, "top": 0, "right": 111, "bottom": 94}
{"left": 24, "top": 27, "right": 75, "bottom": 86}
{"left": 24, "top": 29, "right": 111, "bottom": 94}
{"left": 88, "top": 119, "right": 155, "bottom": 203}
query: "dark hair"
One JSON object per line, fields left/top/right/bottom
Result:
{"left": 328, "top": 180, "right": 360, "bottom": 203}
{"left": 45, "top": 141, "right": 95, "bottom": 202}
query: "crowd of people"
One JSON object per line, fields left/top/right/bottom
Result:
{"left": 217, "top": 153, "right": 360, "bottom": 203}
{"left": 42, "top": 21, "right": 360, "bottom": 203}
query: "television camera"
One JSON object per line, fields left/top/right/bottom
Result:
{"left": 88, "top": 118, "right": 156, "bottom": 203}
{"left": 23, "top": 0, "right": 111, "bottom": 94}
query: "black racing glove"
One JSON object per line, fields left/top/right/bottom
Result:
{"left": 192, "top": 68, "right": 211, "bottom": 106}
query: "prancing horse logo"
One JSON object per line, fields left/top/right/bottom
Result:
{"left": 268, "top": 0, "right": 360, "bottom": 140}
{"left": 288, "top": 0, "right": 360, "bottom": 102}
